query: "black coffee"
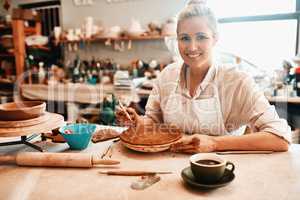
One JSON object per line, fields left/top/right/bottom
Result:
{"left": 196, "top": 159, "right": 220, "bottom": 165}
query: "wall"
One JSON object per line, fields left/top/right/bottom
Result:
{"left": 61, "top": 0, "right": 185, "bottom": 65}
{"left": 12, "top": 0, "right": 186, "bottom": 66}
{"left": 61, "top": 0, "right": 185, "bottom": 29}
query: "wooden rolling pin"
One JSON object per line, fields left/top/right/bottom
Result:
{"left": 0, "top": 152, "right": 120, "bottom": 168}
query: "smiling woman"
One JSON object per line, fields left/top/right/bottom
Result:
{"left": 116, "top": 0, "right": 291, "bottom": 153}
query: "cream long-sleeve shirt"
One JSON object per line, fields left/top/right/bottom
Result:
{"left": 145, "top": 61, "right": 291, "bottom": 143}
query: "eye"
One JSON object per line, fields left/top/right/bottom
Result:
{"left": 178, "top": 35, "right": 190, "bottom": 42}
{"left": 196, "top": 34, "right": 209, "bottom": 41}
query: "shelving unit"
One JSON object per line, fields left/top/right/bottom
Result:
{"left": 0, "top": 53, "right": 14, "bottom": 58}
{"left": 12, "top": 8, "right": 42, "bottom": 79}
{"left": 0, "top": 22, "right": 14, "bottom": 98}
{"left": 0, "top": 25, "right": 13, "bottom": 57}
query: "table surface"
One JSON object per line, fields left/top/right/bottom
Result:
{"left": 0, "top": 126, "right": 300, "bottom": 200}
{"left": 267, "top": 96, "right": 300, "bottom": 104}
{"left": 22, "top": 84, "right": 300, "bottom": 105}
{"left": 21, "top": 83, "right": 142, "bottom": 104}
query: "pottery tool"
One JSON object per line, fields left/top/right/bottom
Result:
{"left": 217, "top": 150, "right": 274, "bottom": 155}
{"left": 0, "top": 152, "right": 120, "bottom": 168}
{"left": 100, "top": 138, "right": 120, "bottom": 159}
{"left": 99, "top": 170, "right": 172, "bottom": 176}
{"left": 118, "top": 101, "right": 133, "bottom": 122}
{"left": 131, "top": 175, "right": 161, "bottom": 190}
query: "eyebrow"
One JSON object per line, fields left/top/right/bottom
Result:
{"left": 178, "top": 33, "right": 189, "bottom": 37}
{"left": 195, "top": 32, "right": 209, "bottom": 36}
{"left": 178, "top": 32, "right": 209, "bottom": 37}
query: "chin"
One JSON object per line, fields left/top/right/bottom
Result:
{"left": 184, "top": 59, "right": 206, "bottom": 67}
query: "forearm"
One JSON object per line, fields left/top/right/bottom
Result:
{"left": 214, "top": 132, "right": 289, "bottom": 152}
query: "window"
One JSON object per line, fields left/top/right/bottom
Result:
{"left": 20, "top": 1, "right": 61, "bottom": 36}
{"left": 217, "top": 20, "right": 297, "bottom": 70}
{"left": 207, "top": 0, "right": 299, "bottom": 71}
{"left": 208, "top": 0, "right": 296, "bottom": 18}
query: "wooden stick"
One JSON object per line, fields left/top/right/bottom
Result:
{"left": 216, "top": 150, "right": 274, "bottom": 155}
{"left": 99, "top": 170, "right": 172, "bottom": 176}
{"left": 119, "top": 101, "right": 133, "bottom": 122}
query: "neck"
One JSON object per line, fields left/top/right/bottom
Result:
{"left": 187, "top": 60, "right": 212, "bottom": 82}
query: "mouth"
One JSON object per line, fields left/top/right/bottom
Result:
{"left": 185, "top": 52, "right": 203, "bottom": 59}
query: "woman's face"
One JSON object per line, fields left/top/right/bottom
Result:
{"left": 177, "top": 16, "right": 217, "bottom": 68}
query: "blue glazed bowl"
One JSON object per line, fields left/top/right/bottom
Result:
{"left": 59, "top": 123, "right": 96, "bottom": 150}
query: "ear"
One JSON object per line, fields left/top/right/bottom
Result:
{"left": 212, "top": 34, "right": 219, "bottom": 46}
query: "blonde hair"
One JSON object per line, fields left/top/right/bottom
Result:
{"left": 177, "top": 0, "right": 218, "bottom": 35}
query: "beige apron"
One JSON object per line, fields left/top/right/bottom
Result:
{"left": 163, "top": 65, "right": 228, "bottom": 136}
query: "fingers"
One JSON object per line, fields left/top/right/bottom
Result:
{"left": 169, "top": 145, "right": 197, "bottom": 154}
{"left": 116, "top": 107, "right": 136, "bottom": 118}
{"left": 115, "top": 106, "right": 139, "bottom": 126}
{"left": 170, "top": 136, "right": 200, "bottom": 153}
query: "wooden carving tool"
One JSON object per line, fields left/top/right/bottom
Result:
{"left": 99, "top": 170, "right": 172, "bottom": 176}
{"left": 118, "top": 101, "right": 133, "bottom": 122}
{"left": 0, "top": 152, "right": 120, "bottom": 168}
{"left": 216, "top": 150, "right": 274, "bottom": 155}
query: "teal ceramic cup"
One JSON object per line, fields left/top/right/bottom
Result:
{"left": 59, "top": 123, "right": 96, "bottom": 150}
{"left": 190, "top": 153, "right": 235, "bottom": 184}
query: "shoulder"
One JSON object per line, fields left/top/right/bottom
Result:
{"left": 157, "top": 62, "right": 182, "bottom": 82}
{"left": 216, "top": 64, "right": 254, "bottom": 86}
{"left": 160, "top": 62, "right": 182, "bottom": 76}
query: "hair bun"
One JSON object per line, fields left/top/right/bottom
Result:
{"left": 187, "top": 0, "right": 207, "bottom": 6}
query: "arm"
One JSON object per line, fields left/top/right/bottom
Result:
{"left": 170, "top": 72, "right": 291, "bottom": 153}
{"left": 116, "top": 78, "right": 163, "bottom": 127}
{"left": 214, "top": 132, "right": 289, "bottom": 152}
{"left": 170, "top": 131, "right": 289, "bottom": 154}
{"left": 217, "top": 73, "right": 290, "bottom": 152}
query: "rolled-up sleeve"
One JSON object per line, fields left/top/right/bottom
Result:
{"left": 239, "top": 75, "right": 291, "bottom": 143}
{"left": 145, "top": 78, "right": 163, "bottom": 123}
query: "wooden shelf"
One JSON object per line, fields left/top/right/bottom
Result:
{"left": 0, "top": 53, "right": 14, "bottom": 58}
{"left": 0, "top": 78, "right": 14, "bottom": 84}
{"left": 0, "top": 25, "right": 12, "bottom": 31}
{"left": 24, "top": 27, "right": 40, "bottom": 36}
{"left": 61, "top": 34, "right": 174, "bottom": 43}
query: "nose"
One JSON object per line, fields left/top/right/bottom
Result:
{"left": 188, "top": 39, "right": 198, "bottom": 51}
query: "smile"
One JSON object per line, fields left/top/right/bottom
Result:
{"left": 186, "top": 53, "right": 203, "bottom": 58}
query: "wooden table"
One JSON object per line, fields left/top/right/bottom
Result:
{"left": 0, "top": 129, "right": 299, "bottom": 200}
{"left": 266, "top": 96, "right": 300, "bottom": 104}
{"left": 21, "top": 83, "right": 141, "bottom": 122}
{"left": 21, "top": 83, "right": 141, "bottom": 104}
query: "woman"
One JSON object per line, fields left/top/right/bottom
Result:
{"left": 117, "top": 0, "right": 290, "bottom": 153}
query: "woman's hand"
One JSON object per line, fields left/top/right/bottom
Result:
{"left": 115, "top": 107, "right": 140, "bottom": 127}
{"left": 170, "top": 134, "right": 217, "bottom": 154}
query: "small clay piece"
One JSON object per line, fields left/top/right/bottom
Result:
{"left": 92, "top": 129, "right": 120, "bottom": 143}
{"left": 42, "top": 128, "right": 66, "bottom": 143}
{"left": 131, "top": 175, "right": 161, "bottom": 190}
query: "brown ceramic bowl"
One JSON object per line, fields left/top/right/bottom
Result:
{"left": 0, "top": 101, "right": 46, "bottom": 121}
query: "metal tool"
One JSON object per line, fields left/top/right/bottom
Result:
{"left": 100, "top": 138, "right": 120, "bottom": 159}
